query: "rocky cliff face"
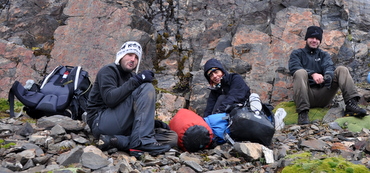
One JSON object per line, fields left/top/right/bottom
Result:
{"left": 1, "top": 0, "right": 369, "bottom": 119}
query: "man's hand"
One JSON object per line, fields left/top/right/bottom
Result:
{"left": 134, "top": 70, "right": 154, "bottom": 84}
{"left": 311, "top": 73, "right": 324, "bottom": 84}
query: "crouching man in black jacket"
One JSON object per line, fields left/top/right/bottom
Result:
{"left": 86, "top": 41, "right": 177, "bottom": 157}
{"left": 203, "top": 58, "right": 251, "bottom": 117}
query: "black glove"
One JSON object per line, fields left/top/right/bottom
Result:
{"left": 154, "top": 120, "right": 170, "bottom": 129}
{"left": 133, "top": 70, "right": 154, "bottom": 84}
{"left": 324, "top": 71, "right": 334, "bottom": 89}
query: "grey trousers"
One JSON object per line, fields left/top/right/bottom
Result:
{"left": 292, "top": 66, "right": 360, "bottom": 113}
{"left": 91, "top": 83, "right": 176, "bottom": 150}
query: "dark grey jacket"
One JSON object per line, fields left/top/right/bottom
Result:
{"left": 289, "top": 45, "right": 335, "bottom": 86}
{"left": 86, "top": 63, "right": 141, "bottom": 126}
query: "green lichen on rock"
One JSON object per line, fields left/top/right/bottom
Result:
{"left": 283, "top": 152, "right": 369, "bottom": 173}
{"left": 173, "top": 55, "right": 191, "bottom": 93}
{"left": 335, "top": 116, "right": 370, "bottom": 133}
{"left": 154, "top": 34, "right": 168, "bottom": 72}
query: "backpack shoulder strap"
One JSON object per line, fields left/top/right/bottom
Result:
{"left": 73, "top": 66, "right": 82, "bottom": 91}
{"left": 40, "top": 65, "right": 64, "bottom": 89}
{"left": 223, "top": 114, "right": 235, "bottom": 145}
{"left": 8, "top": 83, "right": 16, "bottom": 118}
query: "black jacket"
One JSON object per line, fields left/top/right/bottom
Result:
{"left": 288, "top": 45, "right": 335, "bottom": 86}
{"left": 203, "top": 58, "right": 251, "bottom": 117}
{"left": 86, "top": 63, "right": 141, "bottom": 126}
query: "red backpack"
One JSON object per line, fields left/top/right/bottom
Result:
{"left": 169, "top": 108, "right": 214, "bottom": 152}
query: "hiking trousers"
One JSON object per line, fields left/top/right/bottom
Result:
{"left": 91, "top": 83, "right": 158, "bottom": 149}
{"left": 292, "top": 66, "right": 360, "bottom": 113}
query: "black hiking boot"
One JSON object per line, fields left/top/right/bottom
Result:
{"left": 97, "top": 134, "right": 118, "bottom": 151}
{"left": 131, "top": 142, "right": 171, "bottom": 158}
{"left": 344, "top": 98, "right": 367, "bottom": 118}
{"left": 298, "top": 110, "right": 310, "bottom": 125}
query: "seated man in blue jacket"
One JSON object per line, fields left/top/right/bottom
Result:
{"left": 203, "top": 58, "right": 251, "bottom": 117}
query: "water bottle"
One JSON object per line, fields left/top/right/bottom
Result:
{"left": 249, "top": 93, "right": 262, "bottom": 115}
{"left": 274, "top": 108, "right": 287, "bottom": 131}
{"left": 367, "top": 72, "right": 370, "bottom": 84}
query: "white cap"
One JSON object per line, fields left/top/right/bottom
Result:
{"left": 115, "top": 41, "right": 142, "bottom": 73}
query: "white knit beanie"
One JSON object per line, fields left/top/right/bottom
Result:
{"left": 115, "top": 41, "right": 142, "bottom": 73}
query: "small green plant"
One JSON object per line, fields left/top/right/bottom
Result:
{"left": 0, "top": 98, "right": 24, "bottom": 116}
{"left": 0, "top": 139, "right": 16, "bottom": 149}
{"left": 200, "top": 153, "right": 211, "bottom": 162}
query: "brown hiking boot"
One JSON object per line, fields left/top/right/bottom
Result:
{"left": 298, "top": 110, "right": 310, "bottom": 125}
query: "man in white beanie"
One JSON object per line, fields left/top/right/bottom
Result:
{"left": 86, "top": 41, "right": 176, "bottom": 158}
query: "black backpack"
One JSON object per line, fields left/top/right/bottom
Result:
{"left": 205, "top": 102, "right": 276, "bottom": 147}
{"left": 228, "top": 103, "right": 275, "bottom": 147}
{"left": 8, "top": 65, "right": 92, "bottom": 120}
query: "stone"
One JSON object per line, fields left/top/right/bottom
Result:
{"left": 56, "top": 146, "right": 84, "bottom": 166}
{"left": 81, "top": 152, "right": 110, "bottom": 170}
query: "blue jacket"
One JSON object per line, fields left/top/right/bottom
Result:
{"left": 203, "top": 58, "right": 251, "bottom": 117}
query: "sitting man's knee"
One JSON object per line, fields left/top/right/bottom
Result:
{"left": 137, "top": 83, "right": 156, "bottom": 98}
{"left": 142, "top": 82, "right": 155, "bottom": 90}
{"left": 335, "top": 66, "right": 348, "bottom": 73}
{"left": 293, "top": 69, "right": 307, "bottom": 78}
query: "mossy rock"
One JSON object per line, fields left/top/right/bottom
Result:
{"left": 273, "top": 101, "right": 329, "bottom": 125}
{"left": 335, "top": 116, "right": 370, "bottom": 133}
{"left": 282, "top": 152, "right": 369, "bottom": 173}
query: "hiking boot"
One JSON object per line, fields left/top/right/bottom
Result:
{"left": 129, "top": 149, "right": 145, "bottom": 159}
{"left": 297, "top": 110, "right": 310, "bottom": 125}
{"left": 97, "top": 135, "right": 118, "bottom": 151}
{"left": 345, "top": 98, "right": 367, "bottom": 118}
{"left": 132, "top": 142, "right": 171, "bottom": 157}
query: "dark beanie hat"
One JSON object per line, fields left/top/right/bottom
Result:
{"left": 305, "top": 26, "right": 323, "bottom": 42}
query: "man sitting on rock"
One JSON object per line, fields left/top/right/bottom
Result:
{"left": 86, "top": 41, "right": 177, "bottom": 157}
{"left": 288, "top": 26, "right": 367, "bottom": 125}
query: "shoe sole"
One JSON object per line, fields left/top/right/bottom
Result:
{"left": 344, "top": 111, "right": 367, "bottom": 118}
{"left": 130, "top": 149, "right": 145, "bottom": 159}
{"left": 130, "top": 146, "right": 171, "bottom": 158}
{"left": 298, "top": 122, "right": 310, "bottom": 125}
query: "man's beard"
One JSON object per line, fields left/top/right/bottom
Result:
{"left": 121, "top": 62, "right": 136, "bottom": 73}
{"left": 122, "top": 67, "right": 135, "bottom": 72}
{"left": 306, "top": 43, "right": 319, "bottom": 51}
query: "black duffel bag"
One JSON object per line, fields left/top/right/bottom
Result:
{"left": 228, "top": 103, "right": 275, "bottom": 146}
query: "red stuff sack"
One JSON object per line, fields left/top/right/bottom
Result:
{"left": 169, "top": 108, "right": 214, "bottom": 152}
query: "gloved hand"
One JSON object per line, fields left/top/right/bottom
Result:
{"left": 324, "top": 71, "right": 334, "bottom": 89}
{"left": 154, "top": 120, "right": 170, "bottom": 129}
{"left": 133, "top": 70, "right": 154, "bottom": 84}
